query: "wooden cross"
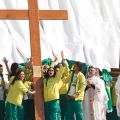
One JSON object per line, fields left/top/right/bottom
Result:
{"left": 0, "top": 0, "right": 68, "bottom": 120}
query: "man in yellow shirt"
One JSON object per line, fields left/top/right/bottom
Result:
{"left": 66, "top": 61, "right": 86, "bottom": 120}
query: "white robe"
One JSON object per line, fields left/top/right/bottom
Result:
{"left": 115, "top": 75, "right": 120, "bottom": 117}
{"left": 84, "top": 76, "right": 108, "bottom": 120}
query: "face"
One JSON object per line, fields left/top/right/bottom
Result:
{"left": 95, "top": 69, "right": 99, "bottom": 76}
{"left": 48, "top": 68, "right": 54, "bottom": 77}
{"left": 15, "top": 68, "right": 19, "bottom": 74}
{"left": 0, "top": 67, "right": 3, "bottom": 74}
{"left": 42, "top": 65, "right": 49, "bottom": 73}
{"left": 73, "top": 64, "right": 79, "bottom": 72}
{"left": 88, "top": 68, "right": 96, "bottom": 77}
{"left": 19, "top": 71, "right": 25, "bottom": 80}
{"left": 95, "top": 68, "right": 101, "bottom": 77}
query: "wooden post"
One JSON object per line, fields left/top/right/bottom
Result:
{"left": 28, "top": 0, "right": 44, "bottom": 119}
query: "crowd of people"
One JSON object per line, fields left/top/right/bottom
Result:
{"left": 0, "top": 51, "right": 120, "bottom": 120}
{"left": 0, "top": 58, "right": 35, "bottom": 120}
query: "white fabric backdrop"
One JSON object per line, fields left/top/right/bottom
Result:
{"left": 0, "top": 0, "right": 120, "bottom": 71}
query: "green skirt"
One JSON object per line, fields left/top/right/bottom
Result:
{"left": 44, "top": 99, "right": 61, "bottom": 120}
{"left": 4, "top": 101, "right": 24, "bottom": 120}
{"left": 0, "top": 100, "right": 5, "bottom": 120}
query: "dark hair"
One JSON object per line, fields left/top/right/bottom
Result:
{"left": 10, "top": 62, "right": 19, "bottom": 77}
{"left": 45, "top": 67, "right": 56, "bottom": 79}
{"left": 0, "top": 64, "right": 3, "bottom": 67}
{"left": 74, "top": 61, "right": 82, "bottom": 71}
{"left": 95, "top": 68, "right": 102, "bottom": 76}
{"left": 11, "top": 69, "right": 24, "bottom": 85}
{"left": 88, "top": 65, "right": 95, "bottom": 71}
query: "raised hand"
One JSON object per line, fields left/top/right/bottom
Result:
{"left": 60, "top": 50, "right": 65, "bottom": 59}
{"left": 3, "top": 57, "right": 8, "bottom": 64}
{"left": 52, "top": 51, "right": 58, "bottom": 61}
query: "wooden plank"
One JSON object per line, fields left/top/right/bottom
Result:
{"left": 28, "top": 0, "right": 45, "bottom": 120}
{"left": 110, "top": 68, "right": 120, "bottom": 77}
{"left": 111, "top": 68, "right": 120, "bottom": 71}
{"left": 39, "top": 10, "right": 68, "bottom": 20}
{"left": 0, "top": 10, "right": 68, "bottom": 20}
{"left": 110, "top": 71, "right": 120, "bottom": 75}
{"left": 0, "top": 10, "right": 28, "bottom": 19}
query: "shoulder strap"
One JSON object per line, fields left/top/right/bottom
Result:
{"left": 67, "top": 71, "right": 74, "bottom": 94}
{"left": 0, "top": 74, "right": 6, "bottom": 99}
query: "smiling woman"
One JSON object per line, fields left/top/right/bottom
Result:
{"left": 4, "top": 69, "right": 35, "bottom": 120}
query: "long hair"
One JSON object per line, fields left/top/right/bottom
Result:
{"left": 11, "top": 69, "right": 24, "bottom": 85}
{"left": 45, "top": 67, "right": 56, "bottom": 79}
{"left": 10, "top": 62, "right": 19, "bottom": 77}
{"left": 74, "top": 61, "right": 82, "bottom": 71}
{"left": 0, "top": 64, "right": 3, "bottom": 67}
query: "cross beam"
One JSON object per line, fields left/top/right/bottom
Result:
{"left": 0, "top": 0, "right": 68, "bottom": 120}
{"left": 0, "top": 10, "right": 67, "bottom": 20}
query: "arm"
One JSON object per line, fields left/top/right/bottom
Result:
{"left": 23, "top": 58, "right": 33, "bottom": 82}
{"left": 18, "top": 81, "right": 29, "bottom": 93}
{"left": 56, "top": 64, "right": 64, "bottom": 80}
{"left": 75, "top": 72, "right": 86, "bottom": 96}
{"left": 61, "top": 50, "right": 70, "bottom": 74}
{"left": 3, "top": 57, "right": 11, "bottom": 74}
{"left": 25, "top": 58, "right": 33, "bottom": 69}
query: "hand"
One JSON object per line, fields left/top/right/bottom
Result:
{"left": 97, "top": 88, "right": 101, "bottom": 93}
{"left": 96, "top": 85, "right": 101, "bottom": 92}
{"left": 3, "top": 57, "right": 8, "bottom": 64}
{"left": 61, "top": 50, "right": 65, "bottom": 59}
{"left": 52, "top": 51, "right": 58, "bottom": 61}
{"left": 26, "top": 57, "right": 33, "bottom": 68}
{"left": 28, "top": 90, "right": 36, "bottom": 95}
{"left": 87, "top": 78, "right": 93, "bottom": 85}
{"left": 72, "top": 92, "right": 79, "bottom": 98}
{"left": 67, "top": 95, "right": 75, "bottom": 99}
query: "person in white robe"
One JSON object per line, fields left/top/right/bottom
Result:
{"left": 115, "top": 75, "right": 120, "bottom": 117}
{"left": 84, "top": 66, "right": 108, "bottom": 120}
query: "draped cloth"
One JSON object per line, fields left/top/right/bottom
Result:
{"left": 0, "top": 0, "right": 119, "bottom": 70}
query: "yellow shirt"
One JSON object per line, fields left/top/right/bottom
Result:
{"left": 111, "top": 80, "right": 117, "bottom": 106}
{"left": 59, "top": 61, "right": 70, "bottom": 94}
{"left": 75, "top": 72, "right": 86, "bottom": 100}
{"left": 67, "top": 72, "right": 86, "bottom": 100}
{"left": 7, "top": 80, "right": 28, "bottom": 106}
{"left": 24, "top": 81, "right": 32, "bottom": 90}
{"left": 59, "top": 77, "right": 69, "bottom": 94}
{"left": 24, "top": 68, "right": 33, "bottom": 81}
{"left": 43, "top": 66, "right": 64, "bottom": 102}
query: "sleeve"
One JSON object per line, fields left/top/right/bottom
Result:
{"left": 50, "top": 61, "right": 56, "bottom": 68}
{"left": 24, "top": 68, "right": 33, "bottom": 81}
{"left": 24, "top": 81, "right": 32, "bottom": 90}
{"left": 18, "top": 81, "right": 28, "bottom": 93}
{"left": 77, "top": 72, "right": 86, "bottom": 94}
{"left": 56, "top": 66, "right": 64, "bottom": 81}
